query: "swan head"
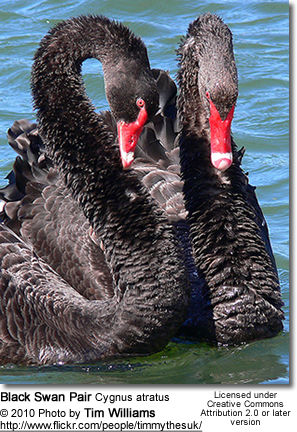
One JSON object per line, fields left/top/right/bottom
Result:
{"left": 196, "top": 15, "right": 238, "bottom": 172}
{"left": 178, "top": 13, "right": 239, "bottom": 172}
{"left": 117, "top": 100, "right": 149, "bottom": 169}
{"left": 105, "top": 66, "right": 159, "bottom": 169}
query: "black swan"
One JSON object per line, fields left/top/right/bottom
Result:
{"left": 0, "top": 13, "right": 284, "bottom": 356}
{"left": 133, "top": 13, "right": 284, "bottom": 344}
{"left": 0, "top": 15, "right": 189, "bottom": 365}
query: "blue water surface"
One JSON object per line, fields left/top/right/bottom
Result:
{"left": 0, "top": 0, "right": 289, "bottom": 384}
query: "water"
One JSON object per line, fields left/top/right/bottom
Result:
{"left": 0, "top": 0, "right": 289, "bottom": 384}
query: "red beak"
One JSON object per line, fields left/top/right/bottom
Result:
{"left": 117, "top": 106, "right": 148, "bottom": 169}
{"left": 207, "top": 93, "right": 235, "bottom": 171}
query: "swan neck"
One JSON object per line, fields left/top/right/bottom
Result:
{"left": 31, "top": 16, "right": 189, "bottom": 313}
{"left": 31, "top": 16, "right": 150, "bottom": 147}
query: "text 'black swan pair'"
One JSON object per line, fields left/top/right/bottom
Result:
{"left": 0, "top": 13, "right": 283, "bottom": 365}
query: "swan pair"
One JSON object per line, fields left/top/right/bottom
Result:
{"left": 0, "top": 13, "right": 283, "bottom": 365}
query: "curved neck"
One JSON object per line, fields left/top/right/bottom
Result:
{"left": 31, "top": 16, "right": 150, "bottom": 226}
{"left": 30, "top": 16, "right": 189, "bottom": 349}
{"left": 32, "top": 16, "right": 149, "bottom": 169}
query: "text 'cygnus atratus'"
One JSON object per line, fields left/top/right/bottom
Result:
{"left": 0, "top": 16, "right": 189, "bottom": 365}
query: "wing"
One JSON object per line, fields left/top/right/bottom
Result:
{"left": 133, "top": 69, "right": 187, "bottom": 222}
{"left": 0, "top": 120, "right": 114, "bottom": 300}
{"left": 0, "top": 224, "right": 118, "bottom": 364}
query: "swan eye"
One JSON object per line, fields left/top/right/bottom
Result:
{"left": 136, "top": 98, "right": 145, "bottom": 108}
{"left": 206, "top": 91, "right": 211, "bottom": 100}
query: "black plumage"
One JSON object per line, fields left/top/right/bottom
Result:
{"left": 134, "top": 14, "right": 284, "bottom": 344}
{"left": 0, "top": 13, "right": 284, "bottom": 363}
{"left": 0, "top": 16, "right": 189, "bottom": 365}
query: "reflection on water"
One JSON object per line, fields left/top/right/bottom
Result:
{"left": 0, "top": 336, "right": 289, "bottom": 385}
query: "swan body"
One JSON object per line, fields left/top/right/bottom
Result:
{"left": 0, "top": 16, "right": 189, "bottom": 365}
{"left": 0, "top": 14, "right": 284, "bottom": 364}
{"left": 134, "top": 14, "right": 284, "bottom": 344}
